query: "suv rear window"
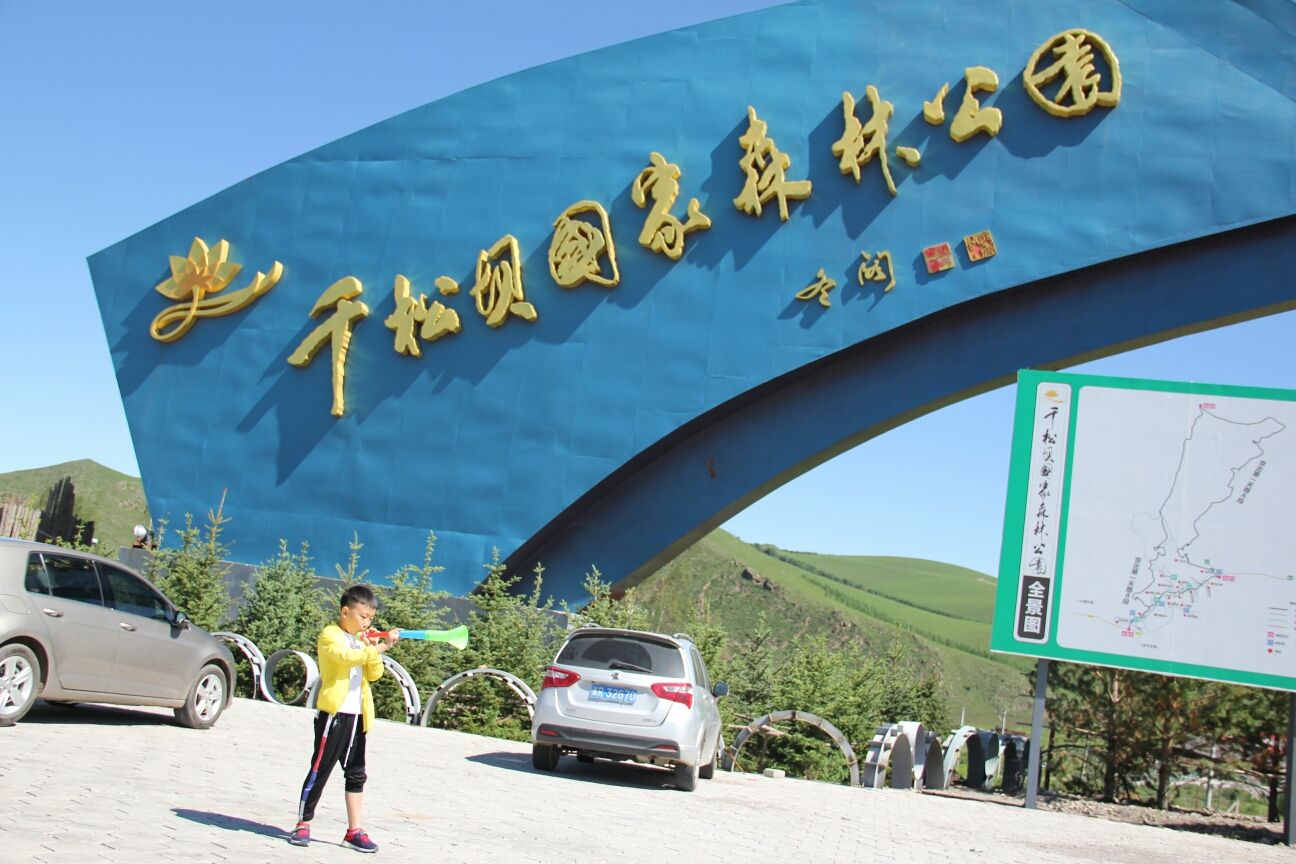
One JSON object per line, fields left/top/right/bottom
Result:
{"left": 557, "top": 633, "right": 685, "bottom": 677}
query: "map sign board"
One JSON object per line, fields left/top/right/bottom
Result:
{"left": 991, "top": 370, "right": 1296, "bottom": 691}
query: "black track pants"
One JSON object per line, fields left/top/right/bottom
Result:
{"left": 297, "top": 711, "right": 367, "bottom": 823}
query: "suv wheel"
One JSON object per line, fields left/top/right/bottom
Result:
{"left": 532, "top": 743, "right": 560, "bottom": 771}
{"left": 673, "top": 761, "right": 699, "bottom": 792}
{"left": 175, "top": 664, "right": 226, "bottom": 729}
{"left": 533, "top": 746, "right": 559, "bottom": 772}
{"left": 0, "top": 644, "right": 41, "bottom": 727}
{"left": 699, "top": 747, "right": 717, "bottom": 780}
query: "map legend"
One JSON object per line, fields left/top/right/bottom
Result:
{"left": 1265, "top": 606, "right": 1291, "bottom": 658}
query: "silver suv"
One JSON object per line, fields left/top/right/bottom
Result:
{"left": 0, "top": 538, "right": 235, "bottom": 729}
{"left": 531, "top": 626, "right": 727, "bottom": 791}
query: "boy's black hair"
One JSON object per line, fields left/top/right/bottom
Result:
{"left": 340, "top": 584, "right": 377, "bottom": 609}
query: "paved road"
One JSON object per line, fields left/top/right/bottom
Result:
{"left": 1, "top": 698, "right": 1289, "bottom": 863}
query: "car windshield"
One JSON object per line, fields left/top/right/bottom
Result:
{"left": 557, "top": 634, "right": 685, "bottom": 677}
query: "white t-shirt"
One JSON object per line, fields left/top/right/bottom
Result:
{"left": 337, "top": 630, "right": 364, "bottom": 715}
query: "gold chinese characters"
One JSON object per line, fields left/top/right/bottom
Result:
{"left": 549, "top": 201, "right": 620, "bottom": 288}
{"left": 384, "top": 275, "right": 462, "bottom": 358}
{"left": 435, "top": 235, "right": 538, "bottom": 328}
{"left": 143, "top": 24, "right": 1120, "bottom": 419}
{"left": 632, "top": 152, "right": 711, "bottom": 260}
{"left": 858, "top": 251, "right": 896, "bottom": 293}
{"left": 832, "top": 86, "right": 897, "bottom": 196}
{"left": 471, "top": 235, "right": 538, "bottom": 328}
{"left": 1024, "top": 29, "right": 1121, "bottom": 118}
{"left": 288, "top": 277, "right": 369, "bottom": 417}
{"left": 733, "top": 106, "right": 812, "bottom": 221}
{"left": 950, "top": 67, "right": 1003, "bottom": 142}
{"left": 150, "top": 237, "right": 282, "bottom": 343}
{"left": 795, "top": 269, "right": 836, "bottom": 308}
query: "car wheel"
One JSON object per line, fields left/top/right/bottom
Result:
{"left": 576, "top": 752, "right": 594, "bottom": 764}
{"left": 532, "top": 743, "right": 560, "bottom": 771}
{"left": 699, "top": 747, "right": 717, "bottom": 780}
{"left": 673, "top": 761, "right": 699, "bottom": 792}
{"left": 174, "top": 664, "right": 226, "bottom": 729}
{"left": 0, "top": 644, "right": 41, "bottom": 727}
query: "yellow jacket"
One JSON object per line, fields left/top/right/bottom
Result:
{"left": 315, "top": 623, "right": 384, "bottom": 732}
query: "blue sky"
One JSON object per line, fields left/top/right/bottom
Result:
{"left": 2, "top": 0, "right": 1292, "bottom": 578}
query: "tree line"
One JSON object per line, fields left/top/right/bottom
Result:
{"left": 83, "top": 503, "right": 1290, "bottom": 811}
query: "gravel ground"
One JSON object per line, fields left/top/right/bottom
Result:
{"left": 930, "top": 786, "right": 1288, "bottom": 846}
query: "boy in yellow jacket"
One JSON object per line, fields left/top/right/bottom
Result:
{"left": 290, "top": 585, "right": 398, "bottom": 852}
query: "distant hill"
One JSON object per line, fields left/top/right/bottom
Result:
{"left": 635, "top": 530, "right": 1032, "bottom": 730}
{"left": 0, "top": 460, "right": 148, "bottom": 553}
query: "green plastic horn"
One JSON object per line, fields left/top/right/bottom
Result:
{"left": 365, "top": 625, "right": 469, "bottom": 650}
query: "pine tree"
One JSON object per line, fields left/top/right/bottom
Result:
{"left": 146, "top": 496, "right": 232, "bottom": 631}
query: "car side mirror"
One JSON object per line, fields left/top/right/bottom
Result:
{"left": 712, "top": 681, "right": 729, "bottom": 698}
{"left": 171, "top": 610, "right": 191, "bottom": 630}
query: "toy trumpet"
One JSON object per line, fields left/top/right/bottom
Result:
{"left": 364, "top": 624, "right": 469, "bottom": 651}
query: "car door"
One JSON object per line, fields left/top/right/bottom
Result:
{"left": 28, "top": 553, "right": 122, "bottom": 692}
{"left": 689, "top": 647, "right": 720, "bottom": 753}
{"left": 96, "top": 562, "right": 195, "bottom": 700}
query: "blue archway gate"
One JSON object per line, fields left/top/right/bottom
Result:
{"left": 508, "top": 217, "right": 1296, "bottom": 591}
{"left": 89, "top": 0, "right": 1296, "bottom": 600}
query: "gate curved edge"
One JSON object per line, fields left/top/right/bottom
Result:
{"left": 508, "top": 217, "right": 1296, "bottom": 600}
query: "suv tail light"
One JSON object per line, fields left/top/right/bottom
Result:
{"left": 651, "top": 681, "right": 693, "bottom": 709}
{"left": 541, "top": 666, "right": 580, "bottom": 689}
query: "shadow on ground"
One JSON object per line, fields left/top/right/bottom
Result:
{"left": 172, "top": 809, "right": 286, "bottom": 840}
{"left": 467, "top": 750, "right": 685, "bottom": 792}
{"left": 23, "top": 700, "right": 178, "bottom": 726}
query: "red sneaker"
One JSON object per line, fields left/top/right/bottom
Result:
{"left": 342, "top": 828, "right": 378, "bottom": 853}
{"left": 288, "top": 823, "right": 310, "bottom": 847}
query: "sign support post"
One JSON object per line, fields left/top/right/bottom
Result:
{"left": 1285, "top": 693, "right": 1295, "bottom": 846}
{"left": 1024, "top": 658, "right": 1049, "bottom": 809}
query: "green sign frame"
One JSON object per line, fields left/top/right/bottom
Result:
{"left": 991, "top": 369, "right": 1296, "bottom": 692}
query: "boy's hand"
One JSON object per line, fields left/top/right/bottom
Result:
{"left": 362, "top": 628, "right": 400, "bottom": 652}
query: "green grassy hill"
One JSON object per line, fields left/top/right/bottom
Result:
{"left": 634, "top": 530, "right": 1032, "bottom": 730}
{"left": 0, "top": 460, "right": 148, "bottom": 553}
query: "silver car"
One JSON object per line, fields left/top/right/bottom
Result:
{"left": 531, "top": 626, "right": 728, "bottom": 791}
{"left": 0, "top": 538, "right": 235, "bottom": 729}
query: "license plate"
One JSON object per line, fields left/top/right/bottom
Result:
{"left": 589, "top": 684, "right": 637, "bottom": 705}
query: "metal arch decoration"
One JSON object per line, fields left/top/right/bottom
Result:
{"left": 211, "top": 631, "right": 268, "bottom": 697}
{"left": 862, "top": 723, "right": 913, "bottom": 790}
{"left": 380, "top": 654, "right": 423, "bottom": 725}
{"left": 919, "top": 733, "right": 947, "bottom": 790}
{"left": 895, "top": 720, "right": 949, "bottom": 790}
{"left": 894, "top": 721, "right": 924, "bottom": 789}
{"left": 260, "top": 648, "right": 321, "bottom": 707}
{"left": 999, "top": 734, "right": 1031, "bottom": 795}
{"left": 419, "top": 667, "right": 538, "bottom": 727}
{"left": 721, "top": 710, "right": 860, "bottom": 787}
{"left": 941, "top": 725, "right": 1002, "bottom": 790}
